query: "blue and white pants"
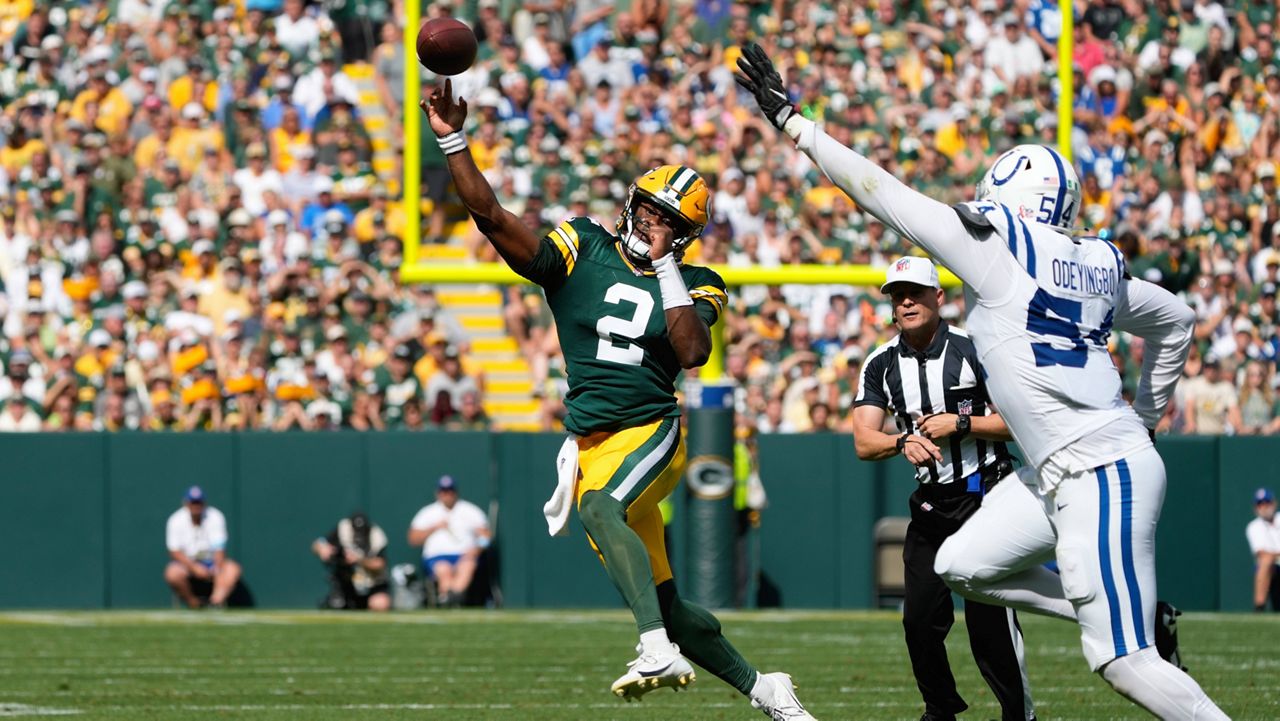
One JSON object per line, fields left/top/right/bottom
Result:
{"left": 935, "top": 446, "right": 1164, "bottom": 670}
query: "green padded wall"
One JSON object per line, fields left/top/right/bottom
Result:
{"left": 1152, "top": 437, "right": 1220, "bottom": 610}
{"left": 0, "top": 435, "right": 107, "bottom": 608}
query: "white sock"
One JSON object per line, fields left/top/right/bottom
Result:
{"left": 1100, "top": 647, "right": 1229, "bottom": 720}
{"left": 639, "top": 628, "right": 672, "bottom": 655}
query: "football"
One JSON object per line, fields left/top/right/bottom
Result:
{"left": 416, "top": 17, "right": 478, "bottom": 76}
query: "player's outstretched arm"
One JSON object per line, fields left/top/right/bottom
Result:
{"left": 1113, "top": 277, "right": 1195, "bottom": 430}
{"left": 734, "top": 44, "right": 1000, "bottom": 295}
{"left": 422, "top": 79, "right": 540, "bottom": 274}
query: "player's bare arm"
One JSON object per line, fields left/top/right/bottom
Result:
{"left": 851, "top": 405, "right": 942, "bottom": 465}
{"left": 1257, "top": 552, "right": 1276, "bottom": 609}
{"left": 918, "top": 410, "right": 1013, "bottom": 442}
{"left": 422, "top": 79, "right": 540, "bottom": 273}
{"left": 638, "top": 202, "right": 711, "bottom": 368}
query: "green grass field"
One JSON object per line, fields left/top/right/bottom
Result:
{"left": 0, "top": 610, "right": 1275, "bottom": 720}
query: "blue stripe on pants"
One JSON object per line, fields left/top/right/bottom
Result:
{"left": 1117, "top": 459, "right": 1147, "bottom": 650}
{"left": 1095, "top": 465, "right": 1127, "bottom": 656}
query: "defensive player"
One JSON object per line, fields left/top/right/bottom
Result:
{"left": 736, "top": 44, "right": 1227, "bottom": 719}
{"left": 422, "top": 79, "right": 815, "bottom": 720}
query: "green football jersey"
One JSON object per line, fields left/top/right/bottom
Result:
{"left": 522, "top": 217, "right": 727, "bottom": 436}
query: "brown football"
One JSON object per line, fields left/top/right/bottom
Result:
{"left": 416, "top": 17, "right": 478, "bottom": 76}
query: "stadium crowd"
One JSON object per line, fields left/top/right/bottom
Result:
{"left": 0, "top": 0, "right": 1278, "bottom": 436}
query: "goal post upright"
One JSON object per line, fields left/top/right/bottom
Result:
{"left": 1057, "top": 0, "right": 1074, "bottom": 163}
{"left": 403, "top": 2, "right": 422, "bottom": 271}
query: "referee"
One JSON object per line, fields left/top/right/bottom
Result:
{"left": 853, "top": 257, "right": 1033, "bottom": 721}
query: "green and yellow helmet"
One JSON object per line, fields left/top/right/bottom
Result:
{"left": 616, "top": 164, "right": 711, "bottom": 266}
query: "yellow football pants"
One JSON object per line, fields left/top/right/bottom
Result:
{"left": 575, "top": 416, "right": 685, "bottom": 585}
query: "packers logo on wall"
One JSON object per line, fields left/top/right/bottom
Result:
{"left": 686, "top": 456, "right": 734, "bottom": 500}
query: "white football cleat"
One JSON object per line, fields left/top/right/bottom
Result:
{"left": 610, "top": 642, "right": 696, "bottom": 701}
{"left": 751, "top": 672, "right": 817, "bottom": 720}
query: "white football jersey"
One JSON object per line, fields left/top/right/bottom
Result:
{"left": 952, "top": 201, "right": 1141, "bottom": 469}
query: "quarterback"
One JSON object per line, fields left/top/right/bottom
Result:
{"left": 737, "top": 44, "right": 1227, "bottom": 720}
{"left": 422, "top": 79, "right": 815, "bottom": 720}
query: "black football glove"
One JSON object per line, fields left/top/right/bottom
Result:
{"left": 734, "top": 42, "right": 797, "bottom": 131}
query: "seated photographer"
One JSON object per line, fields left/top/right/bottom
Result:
{"left": 311, "top": 511, "right": 391, "bottom": 611}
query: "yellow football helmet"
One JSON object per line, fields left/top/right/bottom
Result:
{"left": 616, "top": 165, "right": 711, "bottom": 266}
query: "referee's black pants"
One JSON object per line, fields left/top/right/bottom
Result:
{"left": 903, "top": 479, "right": 1030, "bottom": 721}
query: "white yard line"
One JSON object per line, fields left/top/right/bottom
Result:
{"left": 0, "top": 704, "right": 81, "bottom": 717}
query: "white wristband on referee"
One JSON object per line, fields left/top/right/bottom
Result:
{"left": 652, "top": 254, "right": 693, "bottom": 310}
{"left": 436, "top": 130, "right": 468, "bottom": 155}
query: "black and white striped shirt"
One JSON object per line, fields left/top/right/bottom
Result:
{"left": 854, "top": 322, "right": 1010, "bottom": 486}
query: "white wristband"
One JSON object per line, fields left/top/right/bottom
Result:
{"left": 436, "top": 130, "right": 468, "bottom": 155}
{"left": 653, "top": 254, "right": 693, "bottom": 310}
{"left": 782, "top": 113, "right": 807, "bottom": 142}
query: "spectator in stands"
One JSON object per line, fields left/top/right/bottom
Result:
{"left": 408, "top": 475, "right": 491, "bottom": 607}
{"left": 425, "top": 345, "right": 480, "bottom": 423}
{"left": 0, "top": 395, "right": 41, "bottom": 432}
{"left": 164, "top": 486, "right": 243, "bottom": 609}
{"left": 312, "top": 510, "right": 391, "bottom": 611}
{"left": 1247, "top": 487, "right": 1280, "bottom": 612}
{"left": 1183, "top": 354, "right": 1244, "bottom": 435}
{"left": 1, "top": 0, "right": 1278, "bottom": 437}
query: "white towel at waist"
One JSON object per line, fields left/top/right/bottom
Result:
{"left": 543, "top": 434, "right": 579, "bottom": 537}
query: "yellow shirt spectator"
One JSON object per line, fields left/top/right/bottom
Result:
{"left": 0, "top": 0, "right": 33, "bottom": 45}
{"left": 803, "top": 180, "right": 846, "bottom": 213}
{"left": 167, "top": 76, "right": 219, "bottom": 115}
{"left": 71, "top": 80, "right": 134, "bottom": 136}
{"left": 470, "top": 136, "right": 505, "bottom": 173}
{"left": 354, "top": 202, "right": 404, "bottom": 243}
{"left": 168, "top": 125, "right": 224, "bottom": 176}
{"left": 935, "top": 121, "right": 964, "bottom": 159}
{"left": 0, "top": 137, "right": 45, "bottom": 176}
{"left": 270, "top": 126, "right": 311, "bottom": 173}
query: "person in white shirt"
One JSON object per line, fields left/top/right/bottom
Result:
{"left": 983, "top": 14, "right": 1046, "bottom": 84}
{"left": 274, "top": 0, "right": 321, "bottom": 58}
{"left": 291, "top": 53, "right": 359, "bottom": 123}
{"left": 737, "top": 43, "right": 1226, "bottom": 720}
{"left": 164, "top": 486, "right": 242, "bottom": 608}
{"left": 521, "top": 14, "right": 555, "bottom": 71}
{"left": 233, "top": 143, "right": 284, "bottom": 217}
{"left": 0, "top": 396, "right": 41, "bottom": 432}
{"left": 408, "top": 475, "right": 491, "bottom": 607}
{"left": 1247, "top": 487, "right": 1280, "bottom": 612}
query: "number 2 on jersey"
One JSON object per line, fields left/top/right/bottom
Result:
{"left": 595, "top": 283, "right": 654, "bottom": 366}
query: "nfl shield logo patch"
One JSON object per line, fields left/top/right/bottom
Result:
{"left": 895, "top": 258, "right": 912, "bottom": 272}
{"left": 958, "top": 399, "right": 973, "bottom": 416}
